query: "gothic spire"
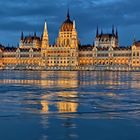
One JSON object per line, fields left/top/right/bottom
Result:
{"left": 44, "top": 20, "right": 47, "bottom": 32}
{"left": 43, "top": 20, "right": 48, "bottom": 38}
{"left": 42, "top": 19, "right": 49, "bottom": 47}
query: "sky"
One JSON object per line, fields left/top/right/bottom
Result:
{"left": 0, "top": 0, "right": 140, "bottom": 46}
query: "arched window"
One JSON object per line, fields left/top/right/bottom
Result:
{"left": 133, "top": 52, "right": 135, "bottom": 56}
{"left": 67, "top": 39, "right": 69, "bottom": 45}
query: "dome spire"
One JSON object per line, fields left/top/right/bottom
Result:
{"left": 60, "top": 9, "right": 73, "bottom": 32}
{"left": 67, "top": 8, "right": 70, "bottom": 19}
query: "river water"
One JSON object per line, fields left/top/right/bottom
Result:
{"left": 0, "top": 70, "right": 140, "bottom": 140}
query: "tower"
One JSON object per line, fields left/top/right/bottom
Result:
{"left": 54, "top": 9, "right": 79, "bottom": 67}
{"left": 41, "top": 20, "right": 49, "bottom": 59}
{"left": 41, "top": 20, "right": 49, "bottom": 48}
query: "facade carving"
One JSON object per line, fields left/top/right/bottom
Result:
{"left": 0, "top": 11, "right": 140, "bottom": 71}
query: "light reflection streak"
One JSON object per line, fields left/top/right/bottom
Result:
{"left": 0, "top": 79, "right": 138, "bottom": 88}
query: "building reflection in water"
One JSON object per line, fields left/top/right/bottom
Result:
{"left": 2, "top": 71, "right": 140, "bottom": 89}
{"left": 1, "top": 70, "right": 140, "bottom": 139}
{"left": 39, "top": 71, "right": 79, "bottom": 140}
{"left": 1, "top": 70, "right": 140, "bottom": 140}
{"left": 1, "top": 71, "right": 140, "bottom": 117}
{"left": 39, "top": 71, "right": 79, "bottom": 114}
{"left": 1, "top": 71, "right": 140, "bottom": 89}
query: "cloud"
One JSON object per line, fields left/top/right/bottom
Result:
{"left": 0, "top": 0, "right": 140, "bottom": 46}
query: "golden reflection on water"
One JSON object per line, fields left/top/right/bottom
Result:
{"left": 1, "top": 71, "right": 140, "bottom": 89}
{"left": 40, "top": 95, "right": 51, "bottom": 113}
{"left": 1, "top": 71, "right": 140, "bottom": 115}
{"left": 57, "top": 91, "right": 78, "bottom": 113}
{"left": 40, "top": 91, "right": 78, "bottom": 113}
{"left": 0, "top": 79, "right": 131, "bottom": 87}
{"left": 1, "top": 71, "right": 140, "bottom": 140}
{"left": 41, "top": 100, "right": 49, "bottom": 113}
{"left": 57, "top": 101, "right": 78, "bottom": 113}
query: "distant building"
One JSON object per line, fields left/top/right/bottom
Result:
{"left": 0, "top": 11, "right": 140, "bottom": 71}
{"left": 20, "top": 32, "right": 41, "bottom": 49}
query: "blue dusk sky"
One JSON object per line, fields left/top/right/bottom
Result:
{"left": 0, "top": 0, "right": 140, "bottom": 46}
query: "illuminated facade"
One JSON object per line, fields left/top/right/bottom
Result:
{"left": 0, "top": 11, "right": 140, "bottom": 71}
{"left": 95, "top": 26, "right": 119, "bottom": 48}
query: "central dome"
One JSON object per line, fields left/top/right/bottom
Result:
{"left": 60, "top": 11, "right": 73, "bottom": 32}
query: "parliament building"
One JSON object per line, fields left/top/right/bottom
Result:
{"left": 0, "top": 11, "right": 140, "bottom": 71}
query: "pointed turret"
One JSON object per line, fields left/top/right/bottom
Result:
{"left": 41, "top": 33, "right": 43, "bottom": 40}
{"left": 71, "top": 20, "right": 78, "bottom": 48}
{"left": 20, "top": 32, "right": 24, "bottom": 48}
{"left": 73, "top": 20, "right": 76, "bottom": 30}
{"left": 96, "top": 26, "right": 99, "bottom": 37}
{"left": 72, "top": 20, "right": 77, "bottom": 35}
{"left": 116, "top": 28, "right": 118, "bottom": 38}
{"left": 34, "top": 32, "right": 36, "bottom": 38}
{"left": 21, "top": 32, "right": 24, "bottom": 40}
{"left": 112, "top": 25, "right": 115, "bottom": 35}
{"left": 101, "top": 29, "right": 103, "bottom": 35}
{"left": 133, "top": 36, "right": 136, "bottom": 45}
